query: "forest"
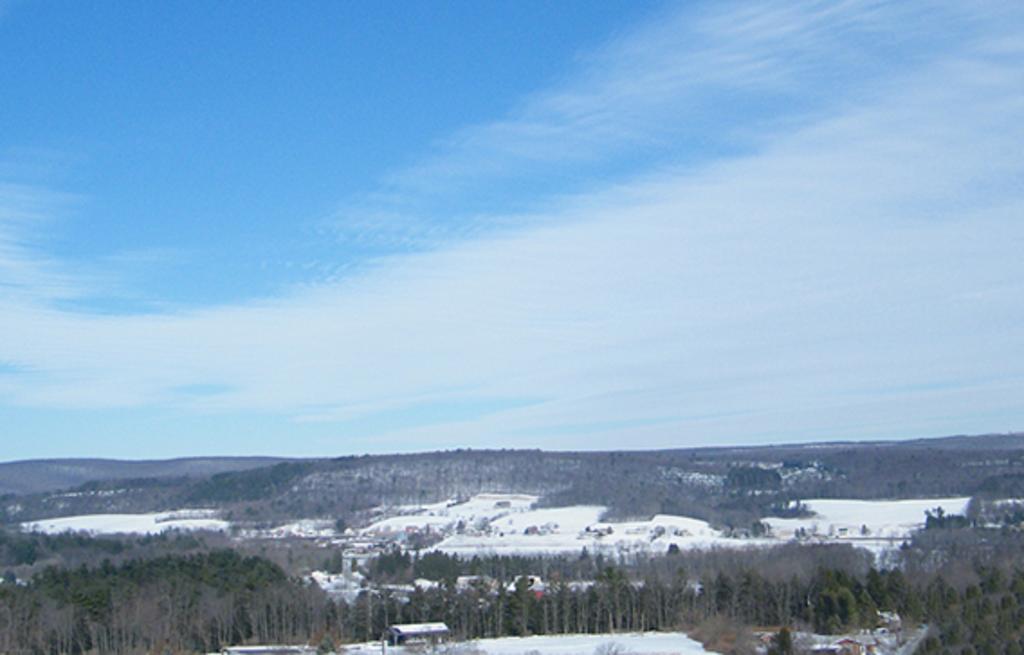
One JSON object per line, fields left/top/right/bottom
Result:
{"left": 5, "top": 434, "right": 1024, "bottom": 528}
{"left": 2, "top": 525, "right": 1024, "bottom": 654}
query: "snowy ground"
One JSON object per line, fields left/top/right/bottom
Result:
{"left": 241, "top": 519, "right": 338, "bottom": 539}
{"left": 763, "top": 497, "right": 971, "bottom": 542}
{"left": 361, "top": 493, "right": 973, "bottom": 559}
{"left": 436, "top": 505, "right": 607, "bottom": 556}
{"left": 342, "top": 632, "right": 708, "bottom": 655}
{"left": 366, "top": 493, "right": 740, "bottom": 557}
{"left": 435, "top": 506, "right": 770, "bottom": 557}
{"left": 21, "top": 494, "right": 974, "bottom": 559}
{"left": 307, "top": 495, "right": 973, "bottom": 597}
{"left": 363, "top": 494, "right": 539, "bottom": 536}
{"left": 22, "top": 509, "right": 229, "bottom": 535}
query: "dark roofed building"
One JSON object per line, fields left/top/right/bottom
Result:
{"left": 385, "top": 622, "right": 450, "bottom": 646}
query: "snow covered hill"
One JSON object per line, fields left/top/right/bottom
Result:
{"left": 22, "top": 509, "right": 228, "bottom": 535}
{"left": 360, "top": 493, "right": 765, "bottom": 556}
{"left": 19, "top": 493, "right": 974, "bottom": 558}
{"left": 357, "top": 493, "right": 973, "bottom": 558}
{"left": 764, "top": 497, "right": 971, "bottom": 541}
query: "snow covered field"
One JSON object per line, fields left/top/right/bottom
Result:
{"left": 342, "top": 632, "right": 707, "bottom": 655}
{"left": 363, "top": 494, "right": 539, "bottom": 536}
{"left": 466, "top": 632, "right": 708, "bottom": 655}
{"left": 436, "top": 505, "right": 606, "bottom": 556}
{"left": 435, "top": 507, "right": 767, "bottom": 557}
{"left": 243, "top": 519, "right": 338, "bottom": 539}
{"left": 764, "top": 497, "right": 971, "bottom": 541}
{"left": 363, "top": 494, "right": 767, "bottom": 557}
{"left": 362, "top": 493, "right": 973, "bottom": 559}
{"left": 22, "top": 509, "right": 229, "bottom": 536}
{"left": 21, "top": 494, "right": 973, "bottom": 558}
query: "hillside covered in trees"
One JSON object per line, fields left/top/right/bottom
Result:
{"left": 3, "top": 433, "right": 1024, "bottom": 529}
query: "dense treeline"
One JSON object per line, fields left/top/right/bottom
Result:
{"left": 6, "top": 536, "right": 1024, "bottom": 654}
{"left": 365, "top": 545, "right": 874, "bottom": 591}
{"left": 915, "top": 568, "right": 1024, "bottom": 655}
{"left": 186, "top": 462, "right": 317, "bottom": 503}
{"left": 341, "top": 564, "right": 907, "bottom": 643}
{"left": 0, "top": 458, "right": 287, "bottom": 497}
{"left": 323, "top": 546, "right": 1024, "bottom": 655}
{"left": 0, "top": 550, "right": 327, "bottom": 654}
{"left": 0, "top": 540, "right": 895, "bottom": 654}
{"left": 0, "top": 530, "right": 207, "bottom": 572}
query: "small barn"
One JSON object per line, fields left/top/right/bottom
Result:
{"left": 384, "top": 622, "right": 450, "bottom": 646}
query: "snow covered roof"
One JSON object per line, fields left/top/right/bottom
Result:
{"left": 221, "top": 646, "right": 315, "bottom": 654}
{"left": 387, "top": 623, "right": 449, "bottom": 636}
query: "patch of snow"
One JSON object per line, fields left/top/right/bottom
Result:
{"left": 435, "top": 505, "right": 604, "bottom": 555}
{"left": 435, "top": 505, "right": 771, "bottom": 556}
{"left": 469, "top": 632, "right": 709, "bottom": 655}
{"left": 764, "top": 498, "right": 971, "bottom": 541}
{"left": 342, "top": 632, "right": 708, "bottom": 655}
{"left": 362, "top": 494, "right": 539, "bottom": 536}
{"left": 360, "top": 494, "right": 973, "bottom": 559}
{"left": 660, "top": 469, "right": 725, "bottom": 489}
{"left": 49, "top": 489, "right": 126, "bottom": 499}
{"left": 22, "top": 509, "right": 228, "bottom": 536}
{"left": 248, "top": 519, "right": 337, "bottom": 539}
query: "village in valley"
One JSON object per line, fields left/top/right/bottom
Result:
{"left": 6, "top": 445, "right": 1024, "bottom": 655}
{"left": 193, "top": 492, "right": 946, "bottom": 655}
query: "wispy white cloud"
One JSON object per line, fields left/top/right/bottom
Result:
{"left": 0, "top": 183, "right": 90, "bottom": 302}
{"left": 365, "top": 3, "right": 985, "bottom": 195}
{"left": 324, "top": 2, "right": 1012, "bottom": 259}
{"left": 1, "top": 1, "right": 1022, "bottom": 454}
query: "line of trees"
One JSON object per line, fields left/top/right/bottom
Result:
{"left": 4, "top": 533, "right": 1024, "bottom": 654}
{"left": 0, "top": 550, "right": 327, "bottom": 654}
{"left": 914, "top": 567, "right": 1024, "bottom": 655}
{"left": 0, "top": 548, "right": 906, "bottom": 654}
{"left": 342, "top": 565, "right": 908, "bottom": 644}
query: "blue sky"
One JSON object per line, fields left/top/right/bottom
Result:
{"left": 1, "top": 1, "right": 1022, "bottom": 460}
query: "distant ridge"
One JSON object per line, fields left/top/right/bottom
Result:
{"left": 0, "top": 456, "right": 292, "bottom": 496}
{"left": 1, "top": 432, "right": 1020, "bottom": 498}
{"left": 2, "top": 431, "right": 1024, "bottom": 527}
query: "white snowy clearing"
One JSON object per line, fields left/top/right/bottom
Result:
{"left": 341, "top": 632, "right": 708, "bottom": 655}
{"left": 435, "top": 507, "right": 764, "bottom": 557}
{"left": 22, "top": 509, "right": 229, "bottom": 536}
{"left": 363, "top": 494, "right": 540, "bottom": 536}
{"left": 242, "top": 519, "right": 339, "bottom": 539}
{"left": 21, "top": 495, "right": 973, "bottom": 555}
{"left": 363, "top": 494, "right": 766, "bottom": 557}
{"left": 763, "top": 497, "right": 971, "bottom": 542}
{"left": 361, "top": 494, "right": 973, "bottom": 558}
